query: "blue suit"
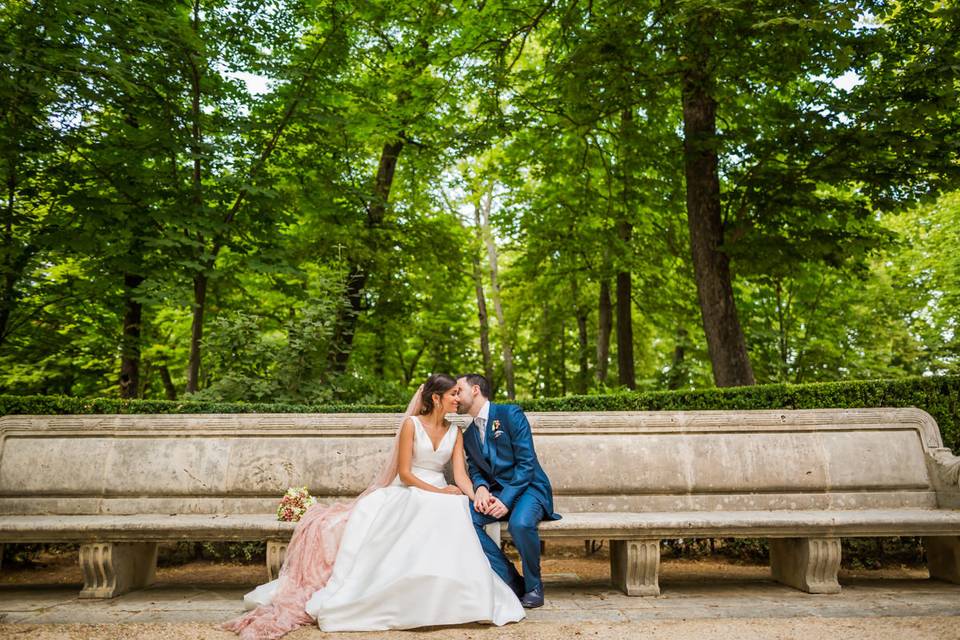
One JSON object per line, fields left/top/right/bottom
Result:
{"left": 464, "top": 402, "right": 561, "bottom": 595}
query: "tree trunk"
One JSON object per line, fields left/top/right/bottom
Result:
{"left": 397, "top": 342, "right": 426, "bottom": 385}
{"left": 186, "top": 272, "right": 207, "bottom": 393}
{"left": 0, "top": 165, "right": 17, "bottom": 349}
{"left": 571, "top": 279, "right": 590, "bottom": 394}
{"left": 559, "top": 317, "right": 567, "bottom": 396}
{"left": 470, "top": 212, "right": 495, "bottom": 385}
{"left": 616, "top": 223, "right": 635, "bottom": 389}
{"left": 185, "top": 0, "right": 205, "bottom": 395}
{"left": 158, "top": 364, "right": 177, "bottom": 400}
{"left": 596, "top": 280, "right": 612, "bottom": 385}
{"left": 615, "top": 270, "right": 635, "bottom": 389}
{"left": 681, "top": 22, "right": 755, "bottom": 387}
{"left": 479, "top": 187, "right": 515, "bottom": 400}
{"left": 329, "top": 139, "right": 404, "bottom": 373}
{"left": 666, "top": 327, "right": 688, "bottom": 390}
{"left": 119, "top": 272, "right": 144, "bottom": 399}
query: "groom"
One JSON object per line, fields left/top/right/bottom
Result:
{"left": 456, "top": 373, "right": 561, "bottom": 609}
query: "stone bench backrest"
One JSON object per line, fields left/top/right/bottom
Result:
{"left": 0, "top": 408, "right": 949, "bottom": 515}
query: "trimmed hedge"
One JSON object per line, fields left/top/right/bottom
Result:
{"left": 2, "top": 375, "right": 958, "bottom": 450}
{"left": 521, "top": 375, "right": 960, "bottom": 452}
{"left": 0, "top": 395, "right": 405, "bottom": 416}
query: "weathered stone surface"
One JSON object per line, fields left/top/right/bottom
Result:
{"left": 610, "top": 539, "right": 660, "bottom": 596}
{"left": 266, "top": 539, "right": 287, "bottom": 581}
{"left": 770, "top": 538, "right": 841, "bottom": 594}
{"left": 4, "top": 509, "right": 960, "bottom": 544}
{"left": 924, "top": 536, "right": 960, "bottom": 584}
{"left": 1, "top": 408, "right": 958, "bottom": 599}
{"left": 78, "top": 542, "right": 157, "bottom": 599}
{"left": 0, "top": 408, "right": 949, "bottom": 515}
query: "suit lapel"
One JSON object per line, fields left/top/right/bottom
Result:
{"left": 464, "top": 422, "right": 492, "bottom": 475}
{"left": 485, "top": 403, "right": 498, "bottom": 470}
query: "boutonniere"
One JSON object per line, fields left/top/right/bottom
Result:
{"left": 492, "top": 419, "right": 503, "bottom": 438}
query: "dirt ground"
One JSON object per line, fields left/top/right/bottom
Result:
{"left": 0, "top": 541, "right": 944, "bottom": 640}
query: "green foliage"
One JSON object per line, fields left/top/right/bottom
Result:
{"left": 0, "top": 394, "right": 403, "bottom": 416}
{"left": 1, "top": 1, "right": 959, "bottom": 404}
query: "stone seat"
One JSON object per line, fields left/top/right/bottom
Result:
{"left": 1, "top": 408, "right": 959, "bottom": 599}
{"left": 4, "top": 508, "right": 960, "bottom": 542}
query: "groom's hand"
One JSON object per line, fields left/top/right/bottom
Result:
{"left": 487, "top": 497, "right": 508, "bottom": 519}
{"left": 474, "top": 485, "right": 493, "bottom": 514}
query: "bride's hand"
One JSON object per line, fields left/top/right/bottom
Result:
{"left": 441, "top": 485, "right": 463, "bottom": 495}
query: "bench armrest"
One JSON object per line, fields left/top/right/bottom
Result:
{"left": 928, "top": 448, "right": 960, "bottom": 508}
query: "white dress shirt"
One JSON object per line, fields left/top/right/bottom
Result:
{"left": 475, "top": 400, "right": 491, "bottom": 444}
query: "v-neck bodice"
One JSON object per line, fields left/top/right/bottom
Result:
{"left": 409, "top": 415, "right": 455, "bottom": 472}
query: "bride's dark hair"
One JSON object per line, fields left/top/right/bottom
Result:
{"left": 419, "top": 373, "right": 456, "bottom": 415}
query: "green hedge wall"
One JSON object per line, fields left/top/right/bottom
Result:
{"left": 2, "top": 375, "right": 958, "bottom": 450}
{"left": 0, "top": 396, "right": 405, "bottom": 416}
{"left": 521, "top": 375, "right": 960, "bottom": 451}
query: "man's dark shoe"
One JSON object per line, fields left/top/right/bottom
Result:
{"left": 520, "top": 586, "right": 544, "bottom": 608}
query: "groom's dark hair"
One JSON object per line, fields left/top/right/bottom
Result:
{"left": 458, "top": 373, "right": 491, "bottom": 399}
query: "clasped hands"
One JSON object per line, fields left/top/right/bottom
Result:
{"left": 473, "top": 485, "right": 508, "bottom": 518}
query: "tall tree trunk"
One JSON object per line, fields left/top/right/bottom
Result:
{"left": 681, "top": 21, "right": 755, "bottom": 387}
{"left": 541, "top": 306, "right": 551, "bottom": 397}
{"left": 596, "top": 280, "right": 612, "bottom": 385}
{"left": 0, "top": 165, "right": 17, "bottom": 348}
{"left": 186, "top": 272, "right": 207, "bottom": 393}
{"left": 666, "top": 327, "right": 688, "bottom": 390}
{"left": 775, "top": 278, "right": 788, "bottom": 382}
{"left": 397, "top": 342, "right": 426, "bottom": 385}
{"left": 616, "top": 223, "right": 635, "bottom": 389}
{"left": 158, "top": 364, "right": 177, "bottom": 400}
{"left": 119, "top": 272, "right": 144, "bottom": 399}
{"left": 559, "top": 317, "right": 567, "bottom": 396}
{"left": 571, "top": 279, "right": 589, "bottom": 394}
{"left": 470, "top": 210, "right": 494, "bottom": 385}
{"left": 479, "top": 187, "right": 515, "bottom": 400}
{"left": 329, "top": 139, "right": 404, "bottom": 372}
{"left": 615, "top": 270, "right": 635, "bottom": 389}
{"left": 185, "top": 0, "right": 205, "bottom": 394}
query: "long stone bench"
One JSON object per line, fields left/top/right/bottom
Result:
{"left": 1, "top": 408, "right": 959, "bottom": 599}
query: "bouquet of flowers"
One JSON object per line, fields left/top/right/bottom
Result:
{"left": 276, "top": 486, "right": 317, "bottom": 522}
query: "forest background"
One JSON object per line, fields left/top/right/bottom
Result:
{"left": 2, "top": 0, "right": 959, "bottom": 406}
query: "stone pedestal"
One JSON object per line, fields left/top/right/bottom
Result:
{"left": 770, "top": 537, "right": 841, "bottom": 594}
{"left": 267, "top": 539, "right": 288, "bottom": 581}
{"left": 924, "top": 536, "right": 960, "bottom": 583}
{"left": 483, "top": 521, "right": 502, "bottom": 550}
{"left": 610, "top": 539, "right": 660, "bottom": 596}
{"left": 79, "top": 542, "right": 157, "bottom": 598}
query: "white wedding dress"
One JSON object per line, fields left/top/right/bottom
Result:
{"left": 243, "top": 416, "right": 525, "bottom": 631}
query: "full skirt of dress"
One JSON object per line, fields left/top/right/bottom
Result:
{"left": 243, "top": 475, "right": 524, "bottom": 631}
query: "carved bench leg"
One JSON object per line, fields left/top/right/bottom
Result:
{"left": 79, "top": 542, "right": 157, "bottom": 599}
{"left": 769, "top": 538, "right": 841, "bottom": 594}
{"left": 610, "top": 539, "right": 660, "bottom": 596}
{"left": 267, "top": 539, "right": 288, "bottom": 581}
{"left": 924, "top": 536, "right": 960, "bottom": 583}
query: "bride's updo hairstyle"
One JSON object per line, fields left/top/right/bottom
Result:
{"left": 418, "top": 373, "right": 456, "bottom": 415}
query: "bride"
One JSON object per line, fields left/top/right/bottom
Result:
{"left": 222, "top": 373, "right": 525, "bottom": 638}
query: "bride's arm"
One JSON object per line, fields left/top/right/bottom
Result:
{"left": 397, "top": 417, "right": 450, "bottom": 494}
{"left": 451, "top": 431, "right": 476, "bottom": 500}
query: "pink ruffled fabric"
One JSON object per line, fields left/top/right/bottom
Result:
{"left": 221, "top": 389, "right": 420, "bottom": 639}
{"left": 220, "top": 500, "right": 354, "bottom": 639}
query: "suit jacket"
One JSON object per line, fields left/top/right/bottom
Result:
{"left": 463, "top": 402, "right": 561, "bottom": 521}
